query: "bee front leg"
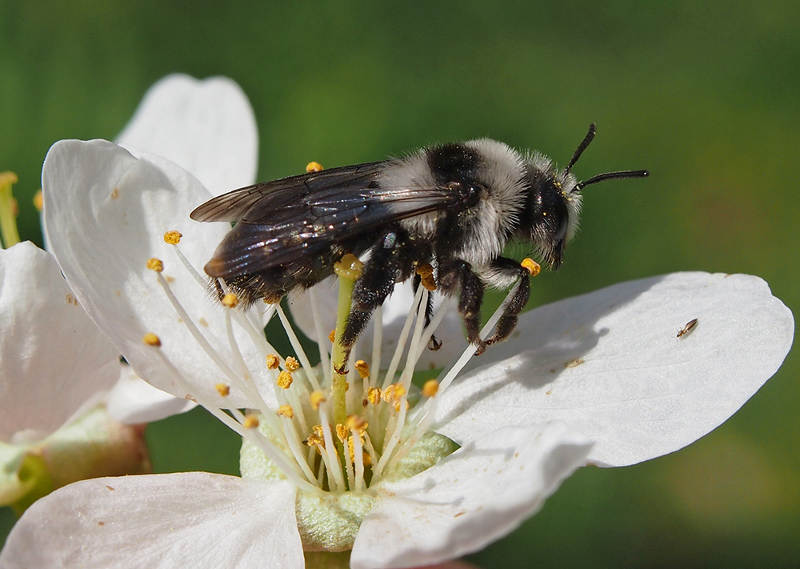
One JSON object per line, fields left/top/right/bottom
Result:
{"left": 484, "top": 256, "right": 530, "bottom": 346}
{"left": 438, "top": 259, "right": 486, "bottom": 355}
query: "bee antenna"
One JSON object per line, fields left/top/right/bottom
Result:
{"left": 572, "top": 169, "right": 650, "bottom": 193}
{"left": 565, "top": 123, "right": 597, "bottom": 173}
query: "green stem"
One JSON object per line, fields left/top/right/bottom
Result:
{"left": 0, "top": 172, "right": 21, "bottom": 248}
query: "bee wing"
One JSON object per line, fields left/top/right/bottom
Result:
{"left": 190, "top": 161, "right": 389, "bottom": 222}
{"left": 199, "top": 168, "right": 463, "bottom": 278}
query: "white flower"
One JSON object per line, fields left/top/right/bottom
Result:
{"left": 0, "top": 137, "right": 791, "bottom": 569}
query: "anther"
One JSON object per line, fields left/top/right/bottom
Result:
{"left": 277, "top": 370, "right": 293, "bottom": 389}
{"left": 416, "top": 263, "right": 437, "bottom": 291}
{"left": 221, "top": 293, "right": 239, "bottom": 308}
{"left": 328, "top": 329, "right": 336, "bottom": 342}
{"left": 215, "top": 383, "right": 230, "bottom": 397}
{"left": 310, "top": 391, "right": 326, "bottom": 410}
{"left": 345, "top": 415, "right": 368, "bottom": 432}
{"left": 354, "top": 360, "right": 370, "bottom": 379}
{"left": 521, "top": 258, "right": 541, "bottom": 277}
{"left": 336, "top": 424, "right": 348, "bottom": 442}
{"left": 266, "top": 354, "right": 280, "bottom": 370}
{"left": 243, "top": 415, "right": 260, "bottom": 429}
{"left": 277, "top": 405, "right": 294, "bottom": 419}
{"left": 306, "top": 161, "right": 324, "bottom": 173}
{"left": 285, "top": 356, "right": 300, "bottom": 372}
{"left": 422, "top": 379, "right": 439, "bottom": 398}
{"left": 142, "top": 332, "right": 161, "bottom": 347}
{"left": 334, "top": 253, "right": 364, "bottom": 280}
{"left": 146, "top": 258, "right": 164, "bottom": 272}
{"left": 163, "top": 230, "right": 182, "bottom": 245}
{"left": 367, "top": 387, "right": 381, "bottom": 405}
{"left": 33, "top": 190, "right": 43, "bottom": 212}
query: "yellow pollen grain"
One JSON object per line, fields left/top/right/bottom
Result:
{"left": 310, "top": 391, "right": 326, "bottom": 410}
{"left": 163, "top": 230, "right": 182, "bottom": 245}
{"left": 146, "top": 257, "right": 164, "bottom": 272}
{"left": 367, "top": 387, "right": 381, "bottom": 405}
{"left": 265, "top": 354, "right": 280, "bottom": 370}
{"left": 521, "top": 258, "right": 541, "bottom": 277}
{"left": 336, "top": 423, "right": 348, "bottom": 442}
{"left": 277, "top": 370, "right": 293, "bottom": 389}
{"left": 285, "top": 356, "right": 300, "bottom": 372}
{"left": 277, "top": 405, "right": 294, "bottom": 419}
{"left": 243, "top": 415, "right": 260, "bottom": 429}
{"left": 215, "top": 383, "right": 230, "bottom": 397}
{"left": 416, "top": 263, "right": 437, "bottom": 291}
{"left": 142, "top": 332, "right": 161, "bottom": 347}
{"left": 328, "top": 329, "right": 336, "bottom": 343}
{"left": 422, "top": 379, "right": 439, "bottom": 398}
{"left": 221, "top": 293, "right": 239, "bottom": 308}
{"left": 305, "top": 161, "right": 324, "bottom": 173}
{"left": 354, "top": 360, "right": 370, "bottom": 379}
{"left": 33, "top": 189, "right": 43, "bottom": 211}
{"left": 334, "top": 253, "right": 364, "bottom": 280}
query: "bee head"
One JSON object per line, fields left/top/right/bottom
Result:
{"left": 523, "top": 124, "right": 648, "bottom": 269}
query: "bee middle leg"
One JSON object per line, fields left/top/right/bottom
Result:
{"left": 438, "top": 259, "right": 486, "bottom": 355}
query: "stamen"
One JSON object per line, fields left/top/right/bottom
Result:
{"left": 221, "top": 293, "right": 239, "bottom": 308}
{"left": 317, "top": 405, "right": 345, "bottom": 492}
{"left": 33, "top": 189, "right": 43, "bottom": 212}
{"left": 275, "top": 305, "right": 321, "bottom": 391}
{"left": 310, "top": 391, "right": 326, "bottom": 410}
{"left": 351, "top": 430, "right": 366, "bottom": 491}
{"left": 415, "top": 263, "right": 437, "bottom": 291}
{"left": 277, "top": 405, "right": 294, "bottom": 418}
{"left": 266, "top": 354, "right": 280, "bottom": 370}
{"left": 354, "top": 360, "right": 370, "bottom": 379}
{"left": 146, "top": 258, "right": 164, "bottom": 272}
{"left": 308, "top": 288, "right": 332, "bottom": 385}
{"left": 243, "top": 415, "right": 260, "bottom": 429}
{"left": 0, "top": 171, "right": 21, "bottom": 248}
{"left": 163, "top": 230, "right": 182, "bottom": 245}
{"left": 305, "top": 161, "right": 324, "bottom": 173}
{"left": 277, "top": 370, "right": 293, "bottom": 389}
{"left": 382, "top": 284, "right": 424, "bottom": 388}
{"left": 285, "top": 356, "right": 301, "bottom": 372}
{"left": 366, "top": 387, "right": 381, "bottom": 405}
{"left": 422, "top": 379, "right": 439, "bottom": 397}
{"left": 215, "top": 383, "right": 231, "bottom": 397}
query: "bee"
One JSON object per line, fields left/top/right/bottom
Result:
{"left": 191, "top": 124, "right": 647, "bottom": 354}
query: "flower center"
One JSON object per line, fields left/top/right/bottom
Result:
{"left": 142, "top": 230, "right": 532, "bottom": 548}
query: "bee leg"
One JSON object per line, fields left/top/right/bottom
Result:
{"left": 439, "top": 259, "right": 486, "bottom": 355}
{"left": 485, "top": 257, "right": 530, "bottom": 346}
{"left": 341, "top": 230, "right": 409, "bottom": 348}
{"left": 412, "top": 274, "right": 442, "bottom": 351}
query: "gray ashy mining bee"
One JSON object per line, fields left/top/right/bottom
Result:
{"left": 191, "top": 124, "right": 648, "bottom": 354}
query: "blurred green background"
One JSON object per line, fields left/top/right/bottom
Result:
{"left": 1, "top": 1, "right": 798, "bottom": 567}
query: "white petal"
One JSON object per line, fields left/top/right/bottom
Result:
{"left": 288, "top": 278, "right": 464, "bottom": 371}
{"left": 0, "top": 242, "right": 119, "bottom": 440}
{"left": 351, "top": 423, "right": 591, "bottom": 569}
{"left": 106, "top": 365, "right": 196, "bottom": 424}
{"left": 0, "top": 473, "right": 303, "bottom": 569}
{"left": 116, "top": 74, "right": 258, "bottom": 195}
{"left": 435, "top": 272, "right": 794, "bottom": 467}
{"left": 42, "top": 139, "right": 275, "bottom": 407}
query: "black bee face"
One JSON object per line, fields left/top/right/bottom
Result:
{"left": 522, "top": 163, "right": 580, "bottom": 270}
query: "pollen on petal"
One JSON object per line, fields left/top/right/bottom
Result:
{"left": 243, "top": 414, "right": 260, "bottom": 429}
{"left": 277, "top": 405, "right": 294, "bottom": 419}
{"left": 354, "top": 360, "right": 370, "bottom": 379}
{"left": 215, "top": 383, "right": 231, "bottom": 397}
{"left": 334, "top": 253, "right": 364, "bottom": 280}
{"left": 285, "top": 356, "right": 301, "bottom": 372}
{"left": 142, "top": 332, "right": 161, "bottom": 347}
{"left": 163, "top": 230, "right": 183, "bottom": 245}
{"left": 310, "top": 391, "right": 326, "bottom": 410}
{"left": 266, "top": 354, "right": 280, "bottom": 369}
{"left": 221, "top": 293, "right": 239, "bottom": 308}
{"left": 305, "top": 161, "right": 324, "bottom": 173}
{"left": 277, "top": 370, "right": 293, "bottom": 389}
{"left": 422, "top": 379, "right": 439, "bottom": 397}
{"left": 146, "top": 258, "right": 164, "bottom": 272}
{"left": 521, "top": 258, "right": 541, "bottom": 277}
